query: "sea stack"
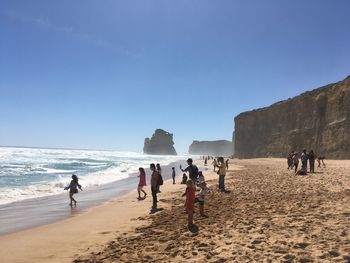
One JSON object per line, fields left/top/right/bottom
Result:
{"left": 143, "top": 129, "right": 177, "bottom": 155}
{"left": 234, "top": 75, "right": 350, "bottom": 159}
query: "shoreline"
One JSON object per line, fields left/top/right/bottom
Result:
{"left": 0, "top": 159, "right": 187, "bottom": 235}
{"left": 1, "top": 158, "right": 349, "bottom": 262}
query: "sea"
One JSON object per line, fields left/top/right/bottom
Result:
{"left": 0, "top": 146, "right": 191, "bottom": 234}
{"left": 0, "top": 146, "right": 186, "bottom": 206}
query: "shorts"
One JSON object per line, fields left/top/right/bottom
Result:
{"left": 198, "top": 200, "right": 204, "bottom": 206}
{"left": 70, "top": 189, "right": 78, "bottom": 194}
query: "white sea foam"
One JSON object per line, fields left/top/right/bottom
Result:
{"left": 0, "top": 147, "right": 186, "bottom": 205}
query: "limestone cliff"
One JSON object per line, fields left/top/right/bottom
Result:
{"left": 189, "top": 140, "right": 233, "bottom": 156}
{"left": 143, "top": 129, "right": 177, "bottom": 155}
{"left": 234, "top": 75, "right": 350, "bottom": 159}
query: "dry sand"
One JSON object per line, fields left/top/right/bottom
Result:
{"left": 1, "top": 159, "right": 350, "bottom": 262}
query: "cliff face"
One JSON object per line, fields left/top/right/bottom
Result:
{"left": 234, "top": 75, "right": 350, "bottom": 159}
{"left": 143, "top": 129, "right": 177, "bottom": 155}
{"left": 189, "top": 140, "right": 233, "bottom": 156}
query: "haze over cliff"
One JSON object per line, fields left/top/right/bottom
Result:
{"left": 189, "top": 140, "right": 233, "bottom": 156}
{"left": 234, "top": 75, "right": 350, "bottom": 159}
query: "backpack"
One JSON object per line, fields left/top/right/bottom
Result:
{"left": 157, "top": 174, "right": 163, "bottom": 186}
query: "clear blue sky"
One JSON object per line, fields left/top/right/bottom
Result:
{"left": 1, "top": 0, "right": 350, "bottom": 153}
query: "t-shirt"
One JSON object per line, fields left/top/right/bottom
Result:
{"left": 151, "top": 170, "right": 158, "bottom": 187}
{"left": 218, "top": 163, "right": 226, "bottom": 176}
{"left": 184, "top": 165, "right": 198, "bottom": 180}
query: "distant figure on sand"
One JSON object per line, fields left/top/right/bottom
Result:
{"left": 183, "top": 179, "right": 195, "bottom": 228}
{"left": 197, "top": 181, "right": 209, "bottom": 217}
{"left": 180, "top": 158, "right": 199, "bottom": 182}
{"left": 301, "top": 150, "right": 308, "bottom": 173}
{"left": 172, "top": 167, "right": 176, "bottom": 184}
{"left": 150, "top": 163, "right": 158, "bottom": 211}
{"left": 137, "top": 167, "right": 147, "bottom": 200}
{"left": 64, "top": 174, "right": 82, "bottom": 206}
{"left": 287, "top": 152, "right": 294, "bottom": 170}
{"left": 212, "top": 158, "right": 217, "bottom": 172}
{"left": 215, "top": 157, "right": 227, "bottom": 192}
{"left": 293, "top": 153, "right": 299, "bottom": 174}
{"left": 181, "top": 173, "right": 188, "bottom": 184}
{"left": 308, "top": 150, "right": 315, "bottom": 173}
{"left": 317, "top": 156, "right": 326, "bottom": 168}
{"left": 204, "top": 157, "right": 207, "bottom": 166}
{"left": 225, "top": 159, "right": 229, "bottom": 170}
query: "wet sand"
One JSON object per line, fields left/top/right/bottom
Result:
{"left": 1, "top": 159, "right": 350, "bottom": 262}
{"left": 0, "top": 160, "right": 186, "bottom": 235}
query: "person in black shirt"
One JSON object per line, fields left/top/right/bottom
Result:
{"left": 180, "top": 158, "right": 199, "bottom": 182}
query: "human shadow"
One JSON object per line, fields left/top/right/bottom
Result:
{"left": 188, "top": 224, "right": 199, "bottom": 233}
{"left": 149, "top": 207, "right": 164, "bottom": 214}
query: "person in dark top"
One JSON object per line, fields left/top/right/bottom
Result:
{"left": 64, "top": 174, "right": 82, "bottom": 206}
{"left": 180, "top": 158, "right": 199, "bottom": 182}
{"left": 150, "top": 163, "right": 159, "bottom": 211}
{"left": 308, "top": 150, "right": 315, "bottom": 173}
{"left": 171, "top": 167, "right": 176, "bottom": 184}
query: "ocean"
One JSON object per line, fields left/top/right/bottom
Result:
{"left": 0, "top": 146, "right": 186, "bottom": 205}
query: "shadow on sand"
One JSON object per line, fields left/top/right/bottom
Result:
{"left": 188, "top": 224, "right": 199, "bottom": 233}
{"left": 149, "top": 207, "right": 164, "bottom": 214}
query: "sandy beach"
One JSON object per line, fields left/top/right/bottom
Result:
{"left": 1, "top": 158, "right": 350, "bottom": 262}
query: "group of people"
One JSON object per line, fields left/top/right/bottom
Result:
{"left": 287, "top": 150, "right": 326, "bottom": 175}
{"left": 64, "top": 157, "right": 228, "bottom": 229}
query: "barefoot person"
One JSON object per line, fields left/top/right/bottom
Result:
{"left": 64, "top": 174, "right": 82, "bottom": 206}
{"left": 183, "top": 179, "right": 195, "bottom": 228}
{"left": 150, "top": 163, "right": 159, "bottom": 211}
{"left": 137, "top": 167, "right": 147, "bottom": 199}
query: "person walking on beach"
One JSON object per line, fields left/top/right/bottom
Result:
{"left": 172, "top": 167, "right": 176, "bottom": 184}
{"left": 137, "top": 167, "right": 147, "bottom": 199}
{"left": 225, "top": 159, "right": 229, "bottom": 170}
{"left": 287, "top": 152, "right": 294, "bottom": 170}
{"left": 150, "top": 163, "right": 159, "bottom": 211}
{"left": 212, "top": 158, "right": 217, "bottom": 172}
{"left": 156, "top": 163, "right": 162, "bottom": 193}
{"left": 317, "top": 156, "right": 326, "bottom": 168}
{"left": 64, "top": 174, "right": 82, "bottom": 206}
{"left": 183, "top": 179, "right": 195, "bottom": 228}
{"left": 301, "top": 150, "right": 308, "bottom": 173}
{"left": 308, "top": 150, "right": 315, "bottom": 173}
{"left": 180, "top": 158, "right": 199, "bottom": 183}
{"left": 204, "top": 157, "right": 208, "bottom": 166}
{"left": 215, "top": 157, "right": 227, "bottom": 192}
